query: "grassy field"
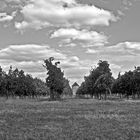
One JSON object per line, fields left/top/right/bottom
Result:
{"left": 0, "top": 98, "right": 140, "bottom": 140}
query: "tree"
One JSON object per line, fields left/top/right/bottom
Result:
{"left": 93, "top": 73, "right": 113, "bottom": 100}
{"left": 43, "top": 57, "right": 65, "bottom": 100}
{"left": 93, "top": 61, "right": 113, "bottom": 99}
{"left": 77, "top": 60, "right": 113, "bottom": 100}
{"left": 33, "top": 78, "right": 49, "bottom": 96}
{"left": 133, "top": 67, "right": 140, "bottom": 98}
{"left": 0, "top": 65, "right": 49, "bottom": 99}
{"left": 112, "top": 67, "right": 140, "bottom": 99}
{"left": 5, "top": 66, "right": 17, "bottom": 97}
{"left": 0, "top": 66, "right": 7, "bottom": 97}
{"left": 62, "top": 78, "right": 72, "bottom": 97}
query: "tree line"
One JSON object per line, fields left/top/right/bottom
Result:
{"left": 0, "top": 57, "right": 72, "bottom": 99}
{"left": 0, "top": 57, "right": 140, "bottom": 100}
{"left": 76, "top": 60, "right": 114, "bottom": 100}
{"left": 0, "top": 65, "right": 49, "bottom": 98}
{"left": 43, "top": 57, "right": 140, "bottom": 100}
{"left": 112, "top": 66, "right": 140, "bottom": 99}
{"left": 76, "top": 60, "right": 140, "bottom": 100}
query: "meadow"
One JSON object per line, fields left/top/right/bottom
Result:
{"left": 0, "top": 97, "right": 140, "bottom": 140}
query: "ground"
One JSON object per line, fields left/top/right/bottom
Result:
{"left": 0, "top": 98, "right": 140, "bottom": 140}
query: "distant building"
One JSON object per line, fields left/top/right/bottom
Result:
{"left": 72, "top": 82, "right": 79, "bottom": 96}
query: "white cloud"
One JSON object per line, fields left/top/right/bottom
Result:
{"left": 108, "top": 41, "right": 140, "bottom": 49}
{"left": 51, "top": 28, "right": 108, "bottom": 47}
{"left": 51, "top": 28, "right": 107, "bottom": 41}
{"left": 15, "top": 0, "right": 116, "bottom": 29}
{"left": 88, "top": 41, "right": 140, "bottom": 75}
{"left": 0, "top": 44, "right": 66, "bottom": 62}
{"left": 0, "top": 44, "right": 91, "bottom": 84}
{"left": 60, "top": 57, "right": 93, "bottom": 85}
{"left": 1, "top": 41, "right": 139, "bottom": 86}
{"left": 0, "top": 44, "right": 67, "bottom": 80}
{"left": 0, "top": 59, "right": 47, "bottom": 81}
{"left": 124, "top": 42, "right": 140, "bottom": 50}
{"left": 4, "top": 0, "right": 29, "bottom": 5}
{"left": 86, "top": 48, "right": 98, "bottom": 54}
{"left": 85, "top": 41, "right": 140, "bottom": 56}
{"left": 15, "top": 21, "right": 29, "bottom": 29}
{"left": 62, "top": 43, "right": 76, "bottom": 47}
{"left": 0, "top": 13, "right": 13, "bottom": 22}
{"left": 0, "top": 43, "right": 70, "bottom": 81}
{"left": 102, "top": 42, "right": 140, "bottom": 57}
{"left": 5, "top": 0, "right": 21, "bottom": 3}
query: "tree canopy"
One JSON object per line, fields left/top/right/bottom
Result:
{"left": 43, "top": 57, "right": 67, "bottom": 100}
{"left": 0, "top": 66, "right": 49, "bottom": 98}
{"left": 112, "top": 66, "right": 140, "bottom": 99}
{"left": 77, "top": 60, "right": 114, "bottom": 100}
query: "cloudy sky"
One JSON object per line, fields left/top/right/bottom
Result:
{"left": 0, "top": 0, "right": 140, "bottom": 85}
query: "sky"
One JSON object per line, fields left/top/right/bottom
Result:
{"left": 0, "top": 0, "right": 140, "bottom": 85}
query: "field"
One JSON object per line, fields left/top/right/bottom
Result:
{"left": 0, "top": 98, "right": 140, "bottom": 140}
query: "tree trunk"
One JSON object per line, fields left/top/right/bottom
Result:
{"left": 119, "top": 93, "right": 122, "bottom": 99}
{"left": 99, "top": 92, "right": 101, "bottom": 100}
{"left": 108, "top": 88, "right": 112, "bottom": 95}
{"left": 138, "top": 92, "right": 140, "bottom": 99}
{"left": 132, "top": 91, "right": 135, "bottom": 99}
{"left": 50, "top": 88, "right": 55, "bottom": 100}
{"left": 105, "top": 91, "right": 107, "bottom": 100}
{"left": 6, "top": 91, "right": 8, "bottom": 100}
{"left": 126, "top": 93, "right": 129, "bottom": 100}
{"left": 90, "top": 94, "right": 92, "bottom": 99}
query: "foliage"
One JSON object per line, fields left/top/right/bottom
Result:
{"left": 33, "top": 78, "right": 49, "bottom": 96}
{"left": 1, "top": 58, "right": 140, "bottom": 100}
{"left": 77, "top": 60, "right": 114, "bottom": 99}
{"left": 62, "top": 78, "right": 72, "bottom": 96}
{"left": 43, "top": 57, "right": 66, "bottom": 100}
{"left": 112, "top": 67, "right": 140, "bottom": 99}
{"left": 0, "top": 66, "right": 48, "bottom": 98}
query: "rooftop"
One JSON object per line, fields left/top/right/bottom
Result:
{"left": 72, "top": 82, "right": 79, "bottom": 87}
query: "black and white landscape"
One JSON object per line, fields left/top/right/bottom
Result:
{"left": 0, "top": 0, "right": 140, "bottom": 139}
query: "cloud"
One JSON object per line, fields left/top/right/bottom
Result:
{"left": 0, "top": 44, "right": 66, "bottom": 62}
{"left": 124, "top": 42, "right": 140, "bottom": 50}
{"left": 85, "top": 41, "right": 140, "bottom": 55}
{"left": 1, "top": 41, "right": 139, "bottom": 85}
{"left": 84, "top": 41, "right": 140, "bottom": 77}
{"left": 0, "top": 44, "right": 68, "bottom": 80}
{"left": 0, "top": 44, "right": 91, "bottom": 84}
{"left": 4, "top": 0, "right": 21, "bottom": 3}
{"left": 0, "top": 60, "right": 45, "bottom": 72}
{"left": 60, "top": 56, "right": 80, "bottom": 69}
{"left": 51, "top": 28, "right": 107, "bottom": 43}
{"left": 51, "top": 28, "right": 108, "bottom": 47}
{"left": 103, "top": 42, "right": 140, "bottom": 57}
{"left": 60, "top": 43, "right": 76, "bottom": 48}
{"left": 0, "top": 0, "right": 27, "bottom": 13}
{"left": 4, "top": 0, "right": 28, "bottom": 5}
{"left": 60, "top": 57, "right": 97, "bottom": 84}
{"left": 15, "top": 0, "right": 116, "bottom": 29}
{"left": 86, "top": 48, "right": 98, "bottom": 54}
{"left": 0, "top": 12, "right": 13, "bottom": 22}
{"left": 0, "top": 59, "right": 47, "bottom": 81}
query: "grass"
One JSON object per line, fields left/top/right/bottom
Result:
{"left": 0, "top": 98, "right": 140, "bottom": 140}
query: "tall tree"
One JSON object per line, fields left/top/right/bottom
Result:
{"left": 62, "top": 78, "right": 72, "bottom": 96}
{"left": 77, "top": 60, "right": 113, "bottom": 99}
{"left": 43, "top": 57, "right": 65, "bottom": 100}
